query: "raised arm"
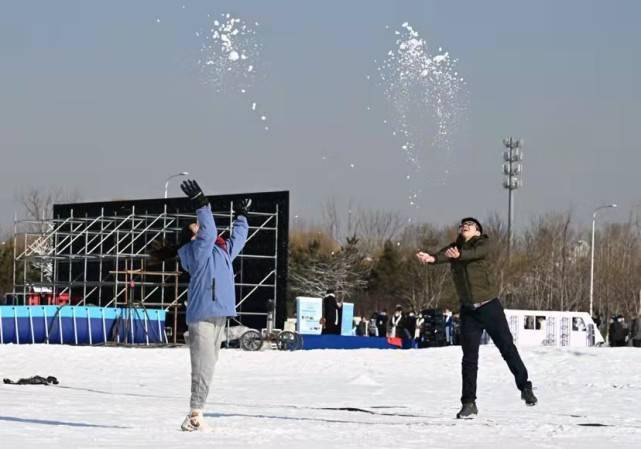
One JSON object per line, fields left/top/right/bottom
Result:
{"left": 192, "top": 205, "right": 216, "bottom": 258}
{"left": 227, "top": 198, "right": 251, "bottom": 260}
{"left": 180, "top": 179, "right": 216, "bottom": 260}
{"left": 227, "top": 216, "right": 248, "bottom": 260}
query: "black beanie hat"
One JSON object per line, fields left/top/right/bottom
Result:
{"left": 460, "top": 217, "right": 483, "bottom": 234}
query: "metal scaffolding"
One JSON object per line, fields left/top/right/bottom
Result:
{"left": 12, "top": 203, "right": 280, "bottom": 343}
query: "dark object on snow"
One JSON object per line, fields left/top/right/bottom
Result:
{"left": 3, "top": 375, "right": 59, "bottom": 385}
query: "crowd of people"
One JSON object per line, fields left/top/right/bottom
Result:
{"left": 319, "top": 292, "right": 460, "bottom": 346}
{"left": 353, "top": 306, "right": 458, "bottom": 344}
{"left": 607, "top": 314, "right": 641, "bottom": 347}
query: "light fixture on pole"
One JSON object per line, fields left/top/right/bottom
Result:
{"left": 589, "top": 203, "right": 617, "bottom": 317}
{"left": 502, "top": 137, "right": 524, "bottom": 261}
{"left": 164, "top": 172, "right": 189, "bottom": 199}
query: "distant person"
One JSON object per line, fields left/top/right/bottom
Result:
{"left": 417, "top": 217, "right": 537, "bottom": 419}
{"left": 320, "top": 289, "right": 342, "bottom": 335}
{"left": 356, "top": 317, "right": 368, "bottom": 336}
{"left": 608, "top": 315, "right": 628, "bottom": 347}
{"left": 368, "top": 313, "right": 379, "bottom": 337}
{"left": 376, "top": 309, "right": 389, "bottom": 337}
{"left": 444, "top": 308, "right": 454, "bottom": 344}
{"left": 630, "top": 314, "right": 641, "bottom": 348}
{"left": 452, "top": 313, "right": 461, "bottom": 345}
{"left": 404, "top": 312, "right": 417, "bottom": 348}
{"left": 415, "top": 313, "right": 425, "bottom": 339}
{"left": 390, "top": 305, "right": 405, "bottom": 338}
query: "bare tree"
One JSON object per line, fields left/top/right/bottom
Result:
{"left": 321, "top": 197, "right": 357, "bottom": 243}
{"left": 18, "top": 186, "right": 81, "bottom": 231}
{"left": 354, "top": 208, "right": 406, "bottom": 254}
{"left": 289, "top": 229, "right": 370, "bottom": 301}
{"left": 15, "top": 186, "right": 82, "bottom": 282}
{"left": 398, "top": 223, "right": 452, "bottom": 311}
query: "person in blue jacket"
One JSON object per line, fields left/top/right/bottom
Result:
{"left": 165, "top": 179, "right": 250, "bottom": 432}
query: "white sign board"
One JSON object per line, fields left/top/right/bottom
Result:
{"left": 296, "top": 296, "right": 323, "bottom": 335}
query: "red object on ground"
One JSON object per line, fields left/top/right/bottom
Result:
{"left": 387, "top": 337, "right": 403, "bottom": 348}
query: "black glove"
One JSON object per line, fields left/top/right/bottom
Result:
{"left": 233, "top": 198, "right": 252, "bottom": 219}
{"left": 180, "top": 179, "right": 209, "bottom": 209}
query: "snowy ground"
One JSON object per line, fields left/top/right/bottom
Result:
{"left": 1, "top": 344, "right": 640, "bottom": 449}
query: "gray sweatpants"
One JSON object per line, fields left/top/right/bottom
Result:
{"left": 188, "top": 318, "right": 227, "bottom": 410}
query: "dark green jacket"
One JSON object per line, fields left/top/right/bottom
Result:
{"left": 432, "top": 234, "right": 497, "bottom": 307}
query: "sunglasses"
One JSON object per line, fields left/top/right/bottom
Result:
{"left": 460, "top": 222, "right": 477, "bottom": 229}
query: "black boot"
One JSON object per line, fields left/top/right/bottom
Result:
{"left": 521, "top": 386, "right": 538, "bottom": 406}
{"left": 456, "top": 402, "right": 478, "bottom": 419}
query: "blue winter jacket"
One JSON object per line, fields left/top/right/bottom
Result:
{"left": 177, "top": 205, "right": 248, "bottom": 324}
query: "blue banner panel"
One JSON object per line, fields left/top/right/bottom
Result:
{"left": 301, "top": 334, "right": 400, "bottom": 350}
{"left": 0, "top": 306, "right": 166, "bottom": 345}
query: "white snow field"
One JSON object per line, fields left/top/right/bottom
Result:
{"left": 1, "top": 344, "right": 640, "bottom": 449}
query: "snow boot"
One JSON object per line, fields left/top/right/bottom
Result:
{"left": 456, "top": 402, "right": 478, "bottom": 419}
{"left": 521, "top": 386, "right": 538, "bottom": 406}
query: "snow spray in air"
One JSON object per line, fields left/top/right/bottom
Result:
{"left": 375, "top": 22, "right": 467, "bottom": 218}
{"left": 197, "top": 13, "right": 270, "bottom": 130}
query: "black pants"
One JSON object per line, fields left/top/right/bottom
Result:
{"left": 460, "top": 298, "right": 531, "bottom": 404}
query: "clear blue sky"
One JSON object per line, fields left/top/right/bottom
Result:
{"left": 1, "top": 1, "right": 639, "bottom": 232}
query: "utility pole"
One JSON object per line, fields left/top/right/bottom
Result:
{"left": 502, "top": 137, "right": 523, "bottom": 262}
{"left": 589, "top": 204, "right": 617, "bottom": 317}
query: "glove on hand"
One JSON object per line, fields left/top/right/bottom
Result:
{"left": 233, "top": 198, "right": 252, "bottom": 219}
{"left": 180, "top": 179, "right": 209, "bottom": 209}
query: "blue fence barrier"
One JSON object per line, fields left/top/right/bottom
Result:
{"left": 0, "top": 306, "right": 167, "bottom": 345}
{"left": 301, "top": 334, "right": 401, "bottom": 350}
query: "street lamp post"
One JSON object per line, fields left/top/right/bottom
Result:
{"left": 589, "top": 203, "right": 617, "bottom": 317}
{"left": 164, "top": 172, "right": 189, "bottom": 199}
{"left": 160, "top": 172, "right": 188, "bottom": 314}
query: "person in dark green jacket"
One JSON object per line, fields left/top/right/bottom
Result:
{"left": 417, "top": 217, "right": 537, "bottom": 419}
